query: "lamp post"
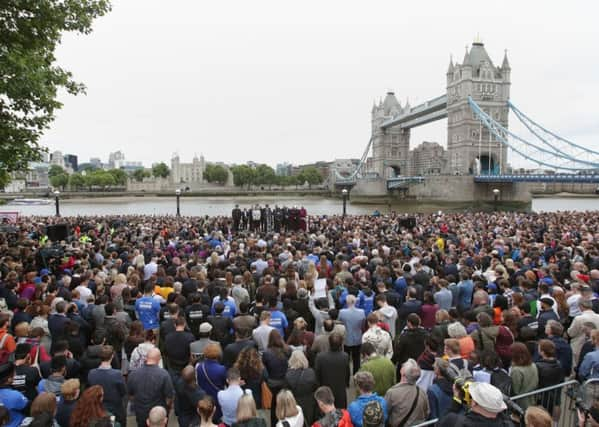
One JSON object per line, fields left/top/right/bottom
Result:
{"left": 492, "top": 188, "right": 500, "bottom": 212}
{"left": 175, "top": 188, "right": 181, "bottom": 217}
{"left": 53, "top": 190, "right": 60, "bottom": 217}
{"left": 341, "top": 188, "right": 348, "bottom": 217}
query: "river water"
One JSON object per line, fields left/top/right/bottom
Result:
{"left": 5, "top": 196, "right": 599, "bottom": 217}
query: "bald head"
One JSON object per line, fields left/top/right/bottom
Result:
{"left": 181, "top": 365, "right": 195, "bottom": 385}
{"left": 147, "top": 406, "right": 167, "bottom": 427}
{"left": 146, "top": 348, "right": 162, "bottom": 365}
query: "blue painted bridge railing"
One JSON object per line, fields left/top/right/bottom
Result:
{"left": 474, "top": 174, "right": 599, "bottom": 183}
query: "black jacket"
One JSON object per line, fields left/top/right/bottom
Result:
{"left": 315, "top": 351, "right": 350, "bottom": 409}
{"left": 285, "top": 368, "right": 318, "bottom": 425}
{"left": 393, "top": 327, "right": 426, "bottom": 366}
{"left": 536, "top": 358, "right": 564, "bottom": 388}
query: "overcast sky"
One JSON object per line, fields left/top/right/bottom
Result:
{"left": 42, "top": 0, "right": 599, "bottom": 168}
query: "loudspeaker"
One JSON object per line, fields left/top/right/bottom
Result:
{"left": 46, "top": 224, "right": 69, "bottom": 242}
{"left": 398, "top": 217, "right": 416, "bottom": 229}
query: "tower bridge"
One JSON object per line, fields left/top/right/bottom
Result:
{"left": 333, "top": 40, "right": 599, "bottom": 206}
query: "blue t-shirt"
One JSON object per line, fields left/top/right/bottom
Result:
{"left": 0, "top": 388, "right": 28, "bottom": 427}
{"left": 268, "top": 310, "right": 288, "bottom": 338}
{"left": 135, "top": 296, "right": 161, "bottom": 330}
{"left": 211, "top": 299, "right": 236, "bottom": 318}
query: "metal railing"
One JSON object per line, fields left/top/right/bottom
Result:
{"left": 409, "top": 419, "right": 439, "bottom": 427}
{"left": 509, "top": 379, "right": 580, "bottom": 426}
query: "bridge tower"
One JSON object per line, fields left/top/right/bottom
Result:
{"left": 371, "top": 92, "right": 410, "bottom": 178}
{"left": 446, "top": 41, "right": 510, "bottom": 175}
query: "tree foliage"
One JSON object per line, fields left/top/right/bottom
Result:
{"left": 131, "top": 168, "right": 150, "bottom": 182}
{"left": 255, "top": 164, "right": 276, "bottom": 187}
{"left": 152, "top": 162, "right": 170, "bottom": 179}
{"left": 0, "top": 1, "right": 111, "bottom": 176}
{"left": 68, "top": 172, "right": 85, "bottom": 189}
{"left": 297, "top": 166, "right": 323, "bottom": 188}
{"left": 107, "top": 168, "right": 127, "bottom": 186}
{"left": 48, "top": 165, "right": 68, "bottom": 189}
{"left": 204, "top": 164, "right": 228, "bottom": 185}
{"left": 230, "top": 165, "right": 256, "bottom": 189}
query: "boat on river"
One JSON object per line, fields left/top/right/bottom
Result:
{"left": 9, "top": 198, "right": 52, "bottom": 206}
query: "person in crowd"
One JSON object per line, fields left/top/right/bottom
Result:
{"left": 359, "top": 342, "right": 395, "bottom": 398}
{"left": 87, "top": 345, "right": 127, "bottom": 427}
{"left": 217, "top": 367, "right": 244, "bottom": 427}
{"left": 427, "top": 358, "right": 457, "bottom": 421}
{"left": 447, "top": 321, "right": 474, "bottom": 360}
{"left": 262, "top": 330, "right": 289, "bottom": 426}
{"left": 147, "top": 406, "right": 168, "bottom": 427}
{"left": 510, "top": 342, "right": 539, "bottom": 412}
{"left": 384, "top": 359, "right": 429, "bottom": 427}
{"left": 338, "top": 294, "right": 365, "bottom": 374}
{"left": 438, "top": 382, "right": 510, "bottom": 427}
{"left": 524, "top": 406, "right": 553, "bottom": 427}
{"left": 164, "top": 316, "right": 195, "bottom": 373}
{"left": 129, "top": 329, "right": 162, "bottom": 371}
{"left": 223, "top": 328, "right": 257, "bottom": 369}
{"left": 535, "top": 339, "right": 564, "bottom": 423}
{"left": 12, "top": 343, "right": 41, "bottom": 402}
{"left": 26, "top": 392, "right": 58, "bottom": 427}
{"left": 284, "top": 350, "right": 317, "bottom": 425}
{"left": 362, "top": 313, "right": 393, "bottom": 359}
{"left": 315, "top": 333, "right": 350, "bottom": 410}
{"left": 0, "top": 363, "right": 28, "bottom": 427}
{"left": 348, "top": 371, "right": 387, "bottom": 427}
{"left": 252, "top": 311, "right": 274, "bottom": 354}
{"left": 56, "top": 379, "right": 80, "bottom": 427}
{"left": 232, "top": 394, "right": 266, "bottom": 427}
{"left": 568, "top": 299, "right": 599, "bottom": 366}
{"left": 128, "top": 348, "right": 174, "bottom": 427}
{"left": 196, "top": 396, "right": 218, "bottom": 427}
{"left": 175, "top": 365, "right": 205, "bottom": 427}
{"left": 393, "top": 313, "right": 426, "bottom": 368}
{"left": 69, "top": 386, "right": 110, "bottom": 427}
{"left": 312, "top": 386, "right": 352, "bottom": 427}
{"left": 195, "top": 343, "right": 226, "bottom": 420}
{"left": 274, "top": 389, "right": 304, "bottom": 427}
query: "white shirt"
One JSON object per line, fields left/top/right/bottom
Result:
{"left": 568, "top": 293, "right": 582, "bottom": 317}
{"left": 276, "top": 406, "right": 304, "bottom": 427}
{"left": 75, "top": 285, "right": 92, "bottom": 307}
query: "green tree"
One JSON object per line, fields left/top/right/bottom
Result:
{"left": 108, "top": 168, "right": 127, "bottom": 186}
{"left": 68, "top": 172, "right": 85, "bottom": 190}
{"left": 204, "top": 164, "right": 228, "bottom": 185}
{"left": 231, "top": 165, "right": 256, "bottom": 189}
{"left": 0, "top": 1, "right": 111, "bottom": 177}
{"left": 49, "top": 172, "right": 68, "bottom": 189}
{"left": 152, "top": 162, "right": 170, "bottom": 179}
{"left": 131, "top": 168, "right": 149, "bottom": 182}
{"left": 298, "top": 166, "right": 323, "bottom": 189}
{"left": 255, "top": 164, "right": 276, "bottom": 189}
{"left": 48, "top": 165, "right": 65, "bottom": 178}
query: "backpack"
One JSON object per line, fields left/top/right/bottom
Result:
{"left": 491, "top": 368, "right": 512, "bottom": 397}
{"left": 362, "top": 398, "right": 384, "bottom": 427}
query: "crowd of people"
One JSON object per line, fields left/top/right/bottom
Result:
{"left": 0, "top": 210, "right": 598, "bottom": 427}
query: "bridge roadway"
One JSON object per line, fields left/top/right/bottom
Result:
{"left": 474, "top": 174, "right": 599, "bottom": 183}
{"left": 380, "top": 95, "right": 447, "bottom": 130}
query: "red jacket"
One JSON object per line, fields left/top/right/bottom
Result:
{"left": 312, "top": 409, "right": 353, "bottom": 427}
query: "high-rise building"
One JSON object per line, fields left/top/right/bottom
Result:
{"left": 108, "top": 151, "right": 125, "bottom": 168}
{"left": 276, "top": 163, "right": 292, "bottom": 176}
{"left": 64, "top": 154, "right": 78, "bottom": 172}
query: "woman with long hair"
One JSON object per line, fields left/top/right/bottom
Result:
{"left": 129, "top": 329, "right": 161, "bottom": 371}
{"left": 274, "top": 390, "right": 304, "bottom": 427}
{"left": 28, "top": 392, "right": 58, "bottom": 427}
{"left": 124, "top": 321, "right": 145, "bottom": 360}
{"left": 234, "top": 347, "right": 265, "bottom": 408}
{"left": 262, "top": 330, "right": 290, "bottom": 427}
{"left": 69, "top": 386, "right": 108, "bottom": 427}
{"left": 232, "top": 394, "right": 266, "bottom": 427}
{"left": 195, "top": 397, "right": 217, "bottom": 427}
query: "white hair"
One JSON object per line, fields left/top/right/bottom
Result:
{"left": 401, "top": 358, "right": 421, "bottom": 384}
{"left": 346, "top": 294, "right": 356, "bottom": 306}
{"left": 147, "top": 406, "right": 167, "bottom": 427}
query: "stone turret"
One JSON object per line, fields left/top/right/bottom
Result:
{"left": 446, "top": 40, "right": 510, "bottom": 175}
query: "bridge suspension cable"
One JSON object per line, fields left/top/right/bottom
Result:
{"left": 468, "top": 97, "right": 599, "bottom": 172}
{"left": 334, "top": 135, "right": 374, "bottom": 181}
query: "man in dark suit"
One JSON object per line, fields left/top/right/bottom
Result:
{"left": 315, "top": 333, "right": 350, "bottom": 409}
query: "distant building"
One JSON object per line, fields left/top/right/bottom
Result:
{"left": 50, "top": 151, "right": 65, "bottom": 168}
{"left": 64, "top": 154, "right": 78, "bottom": 172}
{"left": 108, "top": 151, "right": 125, "bottom": 168}
{"left": 408, "top": 141, "right": 447, "bottom": 176}
{"left": 171, "top": 153, "right": 206, "bottom": 184}
{"left": 276, "top": 163, "right": 292, "bottom": 176}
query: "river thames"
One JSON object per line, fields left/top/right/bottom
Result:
{"left": 5, "top": 196, "right": 599, "bottom": 217}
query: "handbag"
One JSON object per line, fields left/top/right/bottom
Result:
{"left": 261, "top": 381, "right": 273, "bottom": 410}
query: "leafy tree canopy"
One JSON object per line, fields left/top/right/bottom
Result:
{"left": 152, "top": 162, "right": 170, "bottom": 178}
{"left": 204, "top": 164, "right": 228, "bottom": 185}
{"left": 0, "top": 1, "right": 111, "bottom": 175}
